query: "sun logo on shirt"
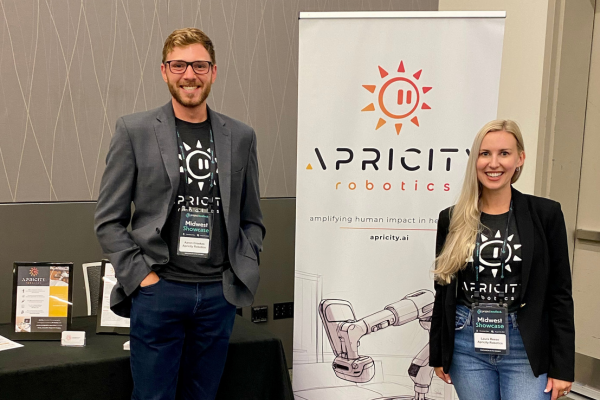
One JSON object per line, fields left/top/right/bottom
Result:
{"left": 179, "top": 140, "right": 217, "bottom": 190}
{"left": 468, "top": 230, "right": 522, "bottom": 278}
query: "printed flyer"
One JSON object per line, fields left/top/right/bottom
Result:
{"left": 99, "top": 262, "right": 130, "bottom": 329}
{"left": 13, "top": 263, "right": 72, "bottom": 338}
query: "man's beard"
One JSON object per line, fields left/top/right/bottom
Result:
{"left": 167, "top": 78, "right": 212, "bottom": 108}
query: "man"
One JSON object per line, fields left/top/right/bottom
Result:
{"left": 94, "top": 28, "right": 265, "bottom": 400}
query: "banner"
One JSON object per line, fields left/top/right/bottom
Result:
{"left": 293, "top": 12, "right": 505, "bottom": 400}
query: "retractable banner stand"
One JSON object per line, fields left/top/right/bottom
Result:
{"left": 293, "top": 12, "right": 505, "bottom": 400}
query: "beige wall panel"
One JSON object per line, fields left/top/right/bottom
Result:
{"left": 573, "top": 243, "right": 600, "bottom": 359}
{"left": 439, "top": 0, "right": 550, "bottom": 193}
{"left": 573, "top": 4, "right": 600, "bottom": 361}
{"left": 576, "top": 10, "right": 600, "bottom": 231}
{"left": 540, "top": 1, "right": 595, "bottom": 263}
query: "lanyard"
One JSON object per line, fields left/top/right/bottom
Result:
{"left": 175, "top": 120, "right": 217, "bottom": 211}
{"left": 473, "top": 200, "right": 513, "bottom": 306}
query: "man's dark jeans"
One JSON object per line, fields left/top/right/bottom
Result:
{"left": 129, "top": 279, "right": 236, "bottom": 400}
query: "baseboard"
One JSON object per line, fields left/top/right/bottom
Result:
{"left": 573, "top": 382, "right": 600, "bottom": 399}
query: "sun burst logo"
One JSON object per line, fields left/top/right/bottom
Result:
{"left": 362, "top": 61, "right": 432, "bottom": 135}
{"left": 179, "top": 140, "right": 216, "bottom": 191}
{"left": 29, "top": 267, "right": 39, "bottom": 277}
{"left": 468, "top": 231, "right": 522, "bottom": 278}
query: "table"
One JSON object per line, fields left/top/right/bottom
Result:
{"left": 0, "top": 316, "right": 293, "bottom": 400}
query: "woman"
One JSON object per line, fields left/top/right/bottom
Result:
{"left": 429, "top": 120, "right": 574, "bottom": 400}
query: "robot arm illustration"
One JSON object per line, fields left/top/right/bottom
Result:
{"left": 319, "top": 290, "right": 435, "bottom": 399}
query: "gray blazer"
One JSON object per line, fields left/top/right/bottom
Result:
{"left": 94, "top": 102, "right": 265, "bottom": 317}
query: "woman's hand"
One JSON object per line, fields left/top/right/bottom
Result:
{"left": 544, "top": 377, "right": 572, "bottom": 400}
{"left": 434, "top": 366, "right": 452, "bottom": 384}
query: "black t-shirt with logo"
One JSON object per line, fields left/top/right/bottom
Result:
{"left": 457, "top": 211, "right": 523, "bottom": 312}
{"left": 157, "top": 118, "right": 228, "bottom": 282}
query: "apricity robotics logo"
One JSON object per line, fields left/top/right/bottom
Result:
{"left": 362, "top": 60, "right": 432, "bottom": 135}
{"left": 304, "top": 60, "right": 468, "bottom": 193}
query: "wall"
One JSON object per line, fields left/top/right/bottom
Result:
{"left": 241, "top": 197, "right": 296, "bottom": 367}
{"left": 537, "top": 0, "right": 594, "bottom": 261}
{"left": 0, "top": 202, "right": 103, "bottom": 324}
{"left": 439, "top": 0, "right": 595, "bottom": 263}
{"left": 572, "top": 3, "right": 600, "bottom": 396}
{"left": 438, "top": 0, "right": 551, "bottom": 194}
{"left": 0, "top": 0, "right": 437, "bottom": 202}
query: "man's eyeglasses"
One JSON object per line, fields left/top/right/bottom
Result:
{"left": 164, "top": 60, "right": 213, "bottom": 75}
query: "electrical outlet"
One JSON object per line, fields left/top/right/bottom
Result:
{"left": 251, "top": 306, "right": 268, "bottom": 323}
{"left": 273, "top": 302, "right": 294, "bottom": 320}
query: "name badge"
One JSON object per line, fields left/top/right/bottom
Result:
{"left": 177, "top": 206, "right": 212, "bottom": 258}
{"left": 472, "top": 304, "right": 509, "bottom": 355}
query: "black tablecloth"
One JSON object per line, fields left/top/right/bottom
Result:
{"left": 0, "top": 316, "right": 293, "bottom": 400}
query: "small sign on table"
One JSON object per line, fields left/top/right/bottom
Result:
{"left": 11, "top": 262, "right": 73, "bottom": 341}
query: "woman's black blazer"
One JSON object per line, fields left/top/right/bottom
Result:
{"left": 429, "top": 187, "right": 575, "bottom": 382}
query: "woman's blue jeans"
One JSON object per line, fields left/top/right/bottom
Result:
{"left": 449, "top": 304, "right": 550, "bottom": 400}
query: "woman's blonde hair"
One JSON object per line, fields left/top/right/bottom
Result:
{"left": 433, "top": 119, "right": 525, "bottom": 284}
